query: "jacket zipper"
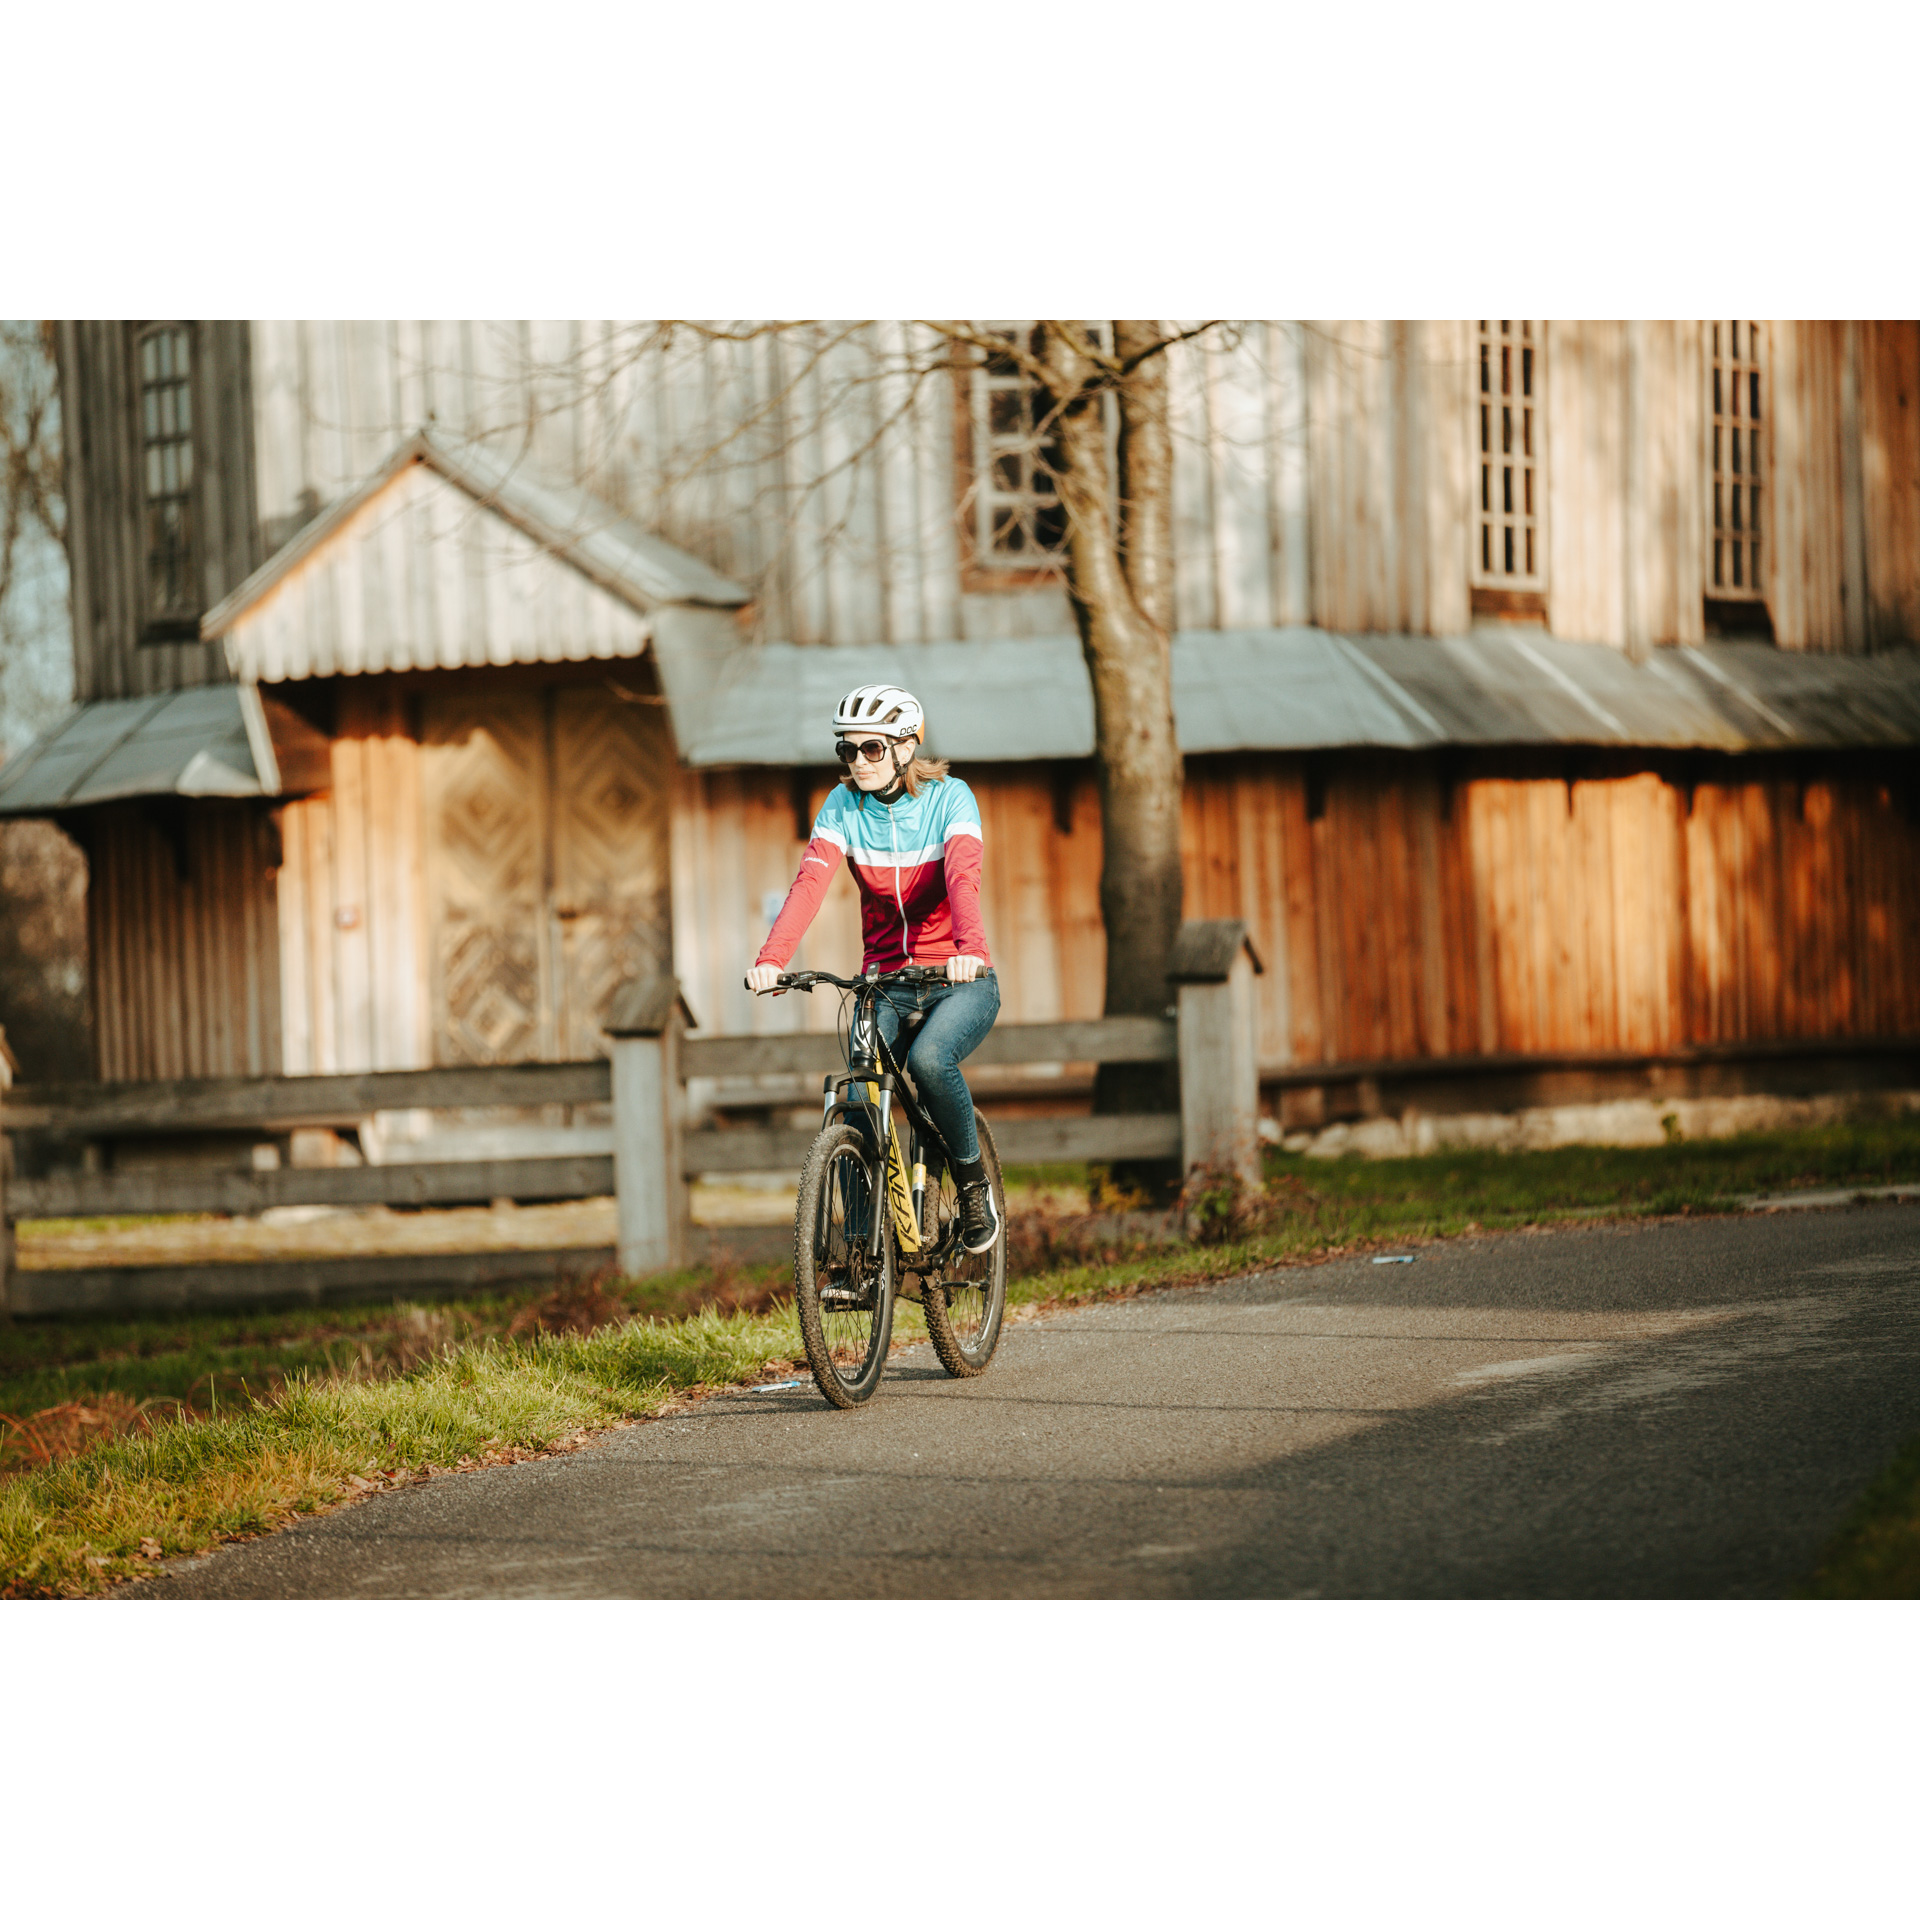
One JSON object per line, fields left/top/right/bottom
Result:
{"left": 892, "top": 798, "right": 911, "bottom": 963}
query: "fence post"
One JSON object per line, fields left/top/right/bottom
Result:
{"left": 1169, "top": 921, "right": 1265, "bottom": 1192}
{"left": 0, "top": 1027, "right": 15, "bottom": 1320}
{"left": 604, "top": 979, "right": 694, "bottom": 1275}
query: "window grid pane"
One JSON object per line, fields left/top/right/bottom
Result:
{"left": 1470, "top": 320, "right": 1545, "bottom": 591}
{"left": 1708, "top": 321, "right": 1766, "bottom": 603}
{"left": 971, "top": 326, "right": 1069, "bottom": 569}
{"left": 138, "top": 323, "right": 196, "bottom": 619}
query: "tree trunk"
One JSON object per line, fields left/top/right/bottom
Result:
{"left": 1042, "top": 325, "right": 1185, "bottom": 1192}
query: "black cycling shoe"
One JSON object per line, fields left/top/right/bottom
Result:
{"left": 955, "top": 1176, "right": 1000, "bottom": 1256}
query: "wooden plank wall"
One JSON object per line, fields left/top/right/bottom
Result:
{"left": 671, "top": 755, "right": 1920, "bottom": 1066}
{"left": 55, "top": 321, "right": 258, "bottom": 701}
{"left": 1772, "top": 321, "right": 1853, "bottom": 653}
{"left": 233, "top": 319, "right": 1920, "bottom": 661}
{"left": 88, "top": 802, "right": 282, "bottom": 1081}
{"left": 52, "top": 318, "right": 1914, "bottom": 697}
{"left": 1301, "top": 321, "right": 1472, "bottom": 638}
{"left": 277, "top": 683, "right": 430, "bottom": 1075}
{"left": 1184, "top": 758, "right": 1920, "bottom": 1063}
{"left": 249, "top": 322, "right": 1371, "bottom": 652}
{"left": 1857, "top": 321, "right": 1920, "bottom": 649}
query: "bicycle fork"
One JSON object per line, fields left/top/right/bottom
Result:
{"left": 869, "top": 1085, "right": 923, "bottom": 1258}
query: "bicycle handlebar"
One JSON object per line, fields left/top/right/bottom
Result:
{"left": 747, "top": 964, "right": 953, "bottom": 995}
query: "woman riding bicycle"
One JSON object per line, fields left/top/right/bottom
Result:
{"left": 745, "top": 683, "right": 1002, "bottom": 1255}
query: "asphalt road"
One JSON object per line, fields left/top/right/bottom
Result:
{"left": 128, "top": 1203, "right": 1920, "bottom": 1599}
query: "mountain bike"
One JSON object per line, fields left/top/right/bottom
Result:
{"left": 759, "top": 965, "right": 1009, "bottom": 1409}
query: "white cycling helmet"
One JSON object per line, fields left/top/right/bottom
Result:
{"left": 832, "top": 683, "right": 925, "bottom": 742}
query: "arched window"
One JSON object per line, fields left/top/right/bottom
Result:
{"left": 136, "top": 323, "right": 198, "bottom": 633}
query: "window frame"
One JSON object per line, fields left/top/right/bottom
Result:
{"left": 130, "top": 319, "right": 204, "bottom": 643}
{"left": 949, "top": 327, "right": 1074, "bottom": 592}
{"left": 1704, "top": 319, "right": 1772, "bottom": 633}
{"left": 1468, "top": 320, "right": 1549, "bottom": 617}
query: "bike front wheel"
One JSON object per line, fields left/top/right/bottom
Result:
{"left": 921, "top": 1109, "right": 1008, "bottom": 1378}
{"left": 794, "top": 1124, "right": 895, "bottom": 1408}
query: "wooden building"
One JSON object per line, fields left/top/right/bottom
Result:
{"left": 4, "top": 320, "right": 1918, "bottom": 1136}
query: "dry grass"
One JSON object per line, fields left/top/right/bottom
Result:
{"left": 0, "top": 1394, "right": 166, "bottom": 1476}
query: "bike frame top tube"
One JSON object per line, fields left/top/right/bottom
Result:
{"left": 783, "top": 965, "right": 957, "bottom": 1165}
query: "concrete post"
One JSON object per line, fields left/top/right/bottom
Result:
{"left": 604, "top": 980, "right": 694, "bottom": 1276}
{"left": 1169, "top": 921, "right": 1265, "bottom": 1193}
{"left": 0, "top": 1027, "right": 15, "bottom": 1321}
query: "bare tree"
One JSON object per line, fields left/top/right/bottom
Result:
{"left": 556, "top": 320, "right": 1210, "bottom": 997}
{"left": 0, "top": 319, "right": 89, "bottom": 1083}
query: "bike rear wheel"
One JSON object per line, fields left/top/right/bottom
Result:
{"left": 794, "top": 1124, "right": 895, "bottom": 1408}
{"left": 921, "top": 1110, "right": 1008, "bottom": 1378}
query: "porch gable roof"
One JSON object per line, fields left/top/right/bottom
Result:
{"left": 202, "top": 431, "right": 749, "bottom": 684}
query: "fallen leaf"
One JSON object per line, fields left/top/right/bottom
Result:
{"left": 137, "top": 1537, "right": 163, "bottom": 1560}
{"left": 346, "top": 1475, "right": 374, "bottom": 1493}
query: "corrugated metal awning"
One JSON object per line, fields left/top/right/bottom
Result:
{"left": 0, "top": 686, "right": 332, "bottom": 815}
{"left": 202, "top": 431, "right": 750, "bottom": 685}
{"left": 659, "top": 626, "right": 1920, "bottom": 767}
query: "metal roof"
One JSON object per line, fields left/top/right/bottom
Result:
{"left": 0, "top": 686, "right": 330, "bottom": 816}
{"left": 661, "top": 625, "right": 1920, "bottom": 766}
{"left": 203, "top": 431, "right": 749, "bottom": 685}
{"left": 656, "top": 632, "right": 1099, "bottom": 766}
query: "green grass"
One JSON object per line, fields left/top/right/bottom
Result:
{"left": 4, "top": 1111, "right": 1917, "bottom": 1598}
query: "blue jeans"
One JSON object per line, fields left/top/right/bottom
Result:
{"left": 867, "top": 971, "right": 1000, "bottom": 1164}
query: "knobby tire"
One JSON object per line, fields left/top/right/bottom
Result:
{"left": 921, "top": 1109, "right": 1008, "bottom": 1379}
{"left": 793, "top": 1124, "right": 895, "bottom": 1408}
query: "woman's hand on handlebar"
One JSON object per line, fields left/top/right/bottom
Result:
{"left": 744, "top": 964, "right": 784, "bottom": 995}
{"left": 945, "top": 954, "right": 984, "bottom": 984}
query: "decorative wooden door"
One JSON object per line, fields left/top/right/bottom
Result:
{"left": 550, "top": 689, "right": 672, "bottom": 1061}
{"left": 422, "top": 687, "right": 672, "bottom": 1065}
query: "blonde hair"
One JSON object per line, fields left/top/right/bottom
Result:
{"left": 842, "top": 750, "right": 950, "bottom": 796}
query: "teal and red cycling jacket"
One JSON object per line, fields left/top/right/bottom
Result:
{"left": 755, "top": 776, "right": 992, "bottom": 973}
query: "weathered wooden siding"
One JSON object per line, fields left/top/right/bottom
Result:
{"left": 56, "top": 321, "right": 258, "bottom": 700}
{"left": 1184, "top": 758, "right": 1920, "bottom": 1063}
{"left": 1857, "top": 321, "right": 1920, "bottom": 649}
{"left": 670, "top": 754, "right": 1920, "bottom": 1066}
{"left": 88, "top": 802, "right": 282, "bottom": 1081}
{"left": 1771, "top": 320, "right": 1853, "bottom": 653}
{"left": 277, "top": 686, "right": 430, "bottom": 1075}
{"left": 1301, "top": 321, "right": 1472, "bottom": 638}
{"left": 229, "top": 318, "right": 1920, "bottom": 660}
{"left": 247, "top": 322, "right": 1342, "bottom": 652}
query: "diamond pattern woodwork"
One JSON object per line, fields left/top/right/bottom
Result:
{"left": 551, "top": 690, "right": 673, "bottom": 1061}
{"left": 423, "top": 689, "right": 672, "bottom": 1066}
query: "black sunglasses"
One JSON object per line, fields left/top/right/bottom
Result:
{"left": 835, "top": 737, "right": 896, "bottom": 764}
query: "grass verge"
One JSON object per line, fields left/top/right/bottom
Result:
{"left": 5, "top": 1112, "right": 1918, "bottom": 1598}
{"left": 1798, "top": 1434, "right": 1920, "bottom": 1599}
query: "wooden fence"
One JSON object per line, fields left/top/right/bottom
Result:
{"left": 0, "top": 924, "right": 1265, "bottom": 1317}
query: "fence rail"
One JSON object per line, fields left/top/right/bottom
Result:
{"left": 10, "top": 1154, "right": 616, "bottom": 1222}
{"left": 0, "top": 1061, "right": 612, "bottom": 1135}
{"left": 0, "top": 928, "right": 1267, "bottom": 1318}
